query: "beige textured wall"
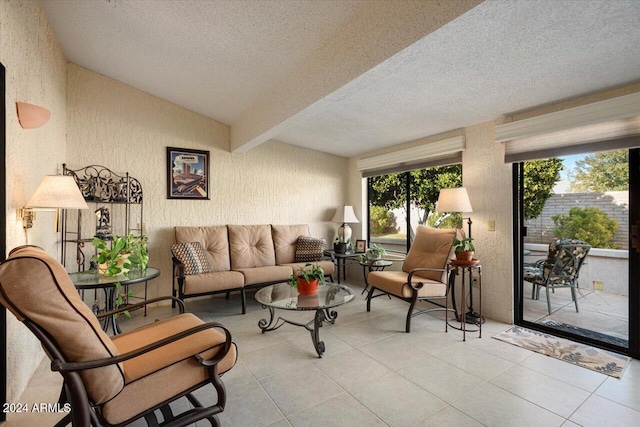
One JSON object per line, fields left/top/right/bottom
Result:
{"left": 463, "top": 121, "right": 513, "bottom": 323}
{"left": 66, "top": 64, "right": 347, "bottom": 301}
{"left": 1, "top": 0, "right": 68, "bottom": 402}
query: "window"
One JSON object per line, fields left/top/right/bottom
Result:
{"left": 367, "top": 164, "right": 462, "bottom": 252}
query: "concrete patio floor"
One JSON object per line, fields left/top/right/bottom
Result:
{"left": 523, "top": 282, "right": 628, "bottom": 343}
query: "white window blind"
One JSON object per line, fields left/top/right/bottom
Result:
{"left": 496, "top": 92, "right": 640, "bottom": 162}
{"left": 357, "top": 136, "right": 464, "bottom": 177}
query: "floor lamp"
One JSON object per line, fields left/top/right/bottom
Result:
{"left": 436, "top": 187, "right": 484, "bottom": 324}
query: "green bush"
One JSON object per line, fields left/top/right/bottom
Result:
{"left": 369, "top": 206, "right": 398, "bottom": 236}
{"left": 552, "top": 207, "right": 618, "bottom": 249}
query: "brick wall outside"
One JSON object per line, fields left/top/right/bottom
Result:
{"left": 524, "top": 191, "right": 629, "bottom": 249}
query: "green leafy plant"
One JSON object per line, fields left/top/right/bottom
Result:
{"left": 287, "top": 263, "right": 325, "bottom": 288}
{"left": 91, "top": 232, "right": 149, "bottom": 316}
{"left": 452, "top": 237, "right": 475, "bottom": 253}
{"left": 366, "top": 244, "right": 386, "bottom": 259}
{"left": 552, "top": 207, "right": 618, "bottom": 249}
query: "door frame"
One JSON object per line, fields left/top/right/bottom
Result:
{"left": 513, "top": 150, "right": 640, "bottom": 358}
{"left": 1, "top": 61, "right": 7, "bottom": 422}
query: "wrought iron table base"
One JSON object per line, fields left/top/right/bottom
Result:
{"left": 258, "top": 306, "right": 338, "bottom": 357}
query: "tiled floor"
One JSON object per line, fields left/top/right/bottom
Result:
{"left": 5, "top": 280, "right": 640, "bottom": 427}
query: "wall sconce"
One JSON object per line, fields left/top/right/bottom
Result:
{"left": 331, "top": 205, "right": 360, "bottom": 243}
{"left": 16, "top": 101, "right": 50, "bottom": 129}
{"left": 19, "top": 175, "right": 89, "bottom": 229}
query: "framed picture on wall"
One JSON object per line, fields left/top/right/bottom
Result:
{"left": 167, "top": 147, "right": 210, "bottom": 199}
{"left": 356, "top": 239, "right": 366, "bottom": 253}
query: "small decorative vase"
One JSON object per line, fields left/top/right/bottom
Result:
{"left": 296, "top": 277, "right": 319, "bottom": 295}
{"left": 455, "top": 251, "right": 474, "bottom": 262}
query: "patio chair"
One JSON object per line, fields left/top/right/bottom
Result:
{"left": 366, "top": 225, "right": 461, "bottom": 333}
{"left": 0, "top": 246, "right": 237, "bottom": 427}
{"left": 524, "top": 239, "right": 591, "bottom": 315}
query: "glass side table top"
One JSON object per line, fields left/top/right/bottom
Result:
{"left": 358, "top": 259, "right": 393, "bottom": 268}
{"left": 69, "top": 267, "right": 160, "bottom": 289}
{"left": 255, "top": 282, "right": 354, "bottom": 311}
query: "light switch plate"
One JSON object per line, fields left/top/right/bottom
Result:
{"left": 487, "top": 220, "right": 495, "bottom": 231}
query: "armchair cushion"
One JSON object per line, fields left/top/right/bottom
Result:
{"left": 105, "top": 313, "right": 237, "bottom": 425}
{"left": 171, "top": 242, "right": 212, "bottom": 275}
{"left": 368, "top": 270, "right": 447, "bottom": 298}
{"left": 0, "top": 246, "right": 124, "bottom": 405}
{"left": 294, "top": 236, "right": 326, "bottom": 263}
{"left": 402, "top": 226, "right": 456, "bottom": 282}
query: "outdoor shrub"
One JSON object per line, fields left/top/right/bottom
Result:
{"left": 369, "top": 206, "right": 398, "bottom": 236}
{"left": 552, "top": 207, "right": 618, "bottom": 249}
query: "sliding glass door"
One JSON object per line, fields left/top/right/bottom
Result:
{"left": 514, "top": 146, "right": 640, "bottom": 357}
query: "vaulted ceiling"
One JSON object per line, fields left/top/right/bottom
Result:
{"left": 43, "top": 0, "right": 640, "bottom": 157}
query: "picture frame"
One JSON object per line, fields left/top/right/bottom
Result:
{"left": 167, "top": 147, "right": 210, "bottom": 199}
{"left": 355, "top": 239, "right": 366, "bottom": 253}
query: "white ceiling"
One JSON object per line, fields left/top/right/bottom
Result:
{"left": 42, "top": 0, "right": 640, "bottom": 158}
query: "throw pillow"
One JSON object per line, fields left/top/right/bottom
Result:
{"left": 294, "top": 236, "right": 326, "bottom": 263}
{"left": 171, "top": 242, "right": 212, "bottom": 275}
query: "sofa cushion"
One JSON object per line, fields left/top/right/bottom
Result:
{"left": 183, "top": 271, "right": 245, "bottom": 295}
{"left": 0, "top": 246, "right": 124, "bottom": 405}
{"left": 294, "top": 236, "right": 326, "bottom": 263}
{"left": 235, "top": 265, "right": 292, "bottom": 285}
{"left": 171, "top": 242, "right": 212, "bottom": 275}
{"left": 279, "top": 260, "right": 335, "bottom": 276}
{"left": 403, "top": 226, "right": 457, "bottom": 282}
{"left": 174, "top": 226, "right": 231, "bottom": 272}
{"left": 272, "top": 224, "right": 310, "bottom": 264}
{"left": 228, "top": 225, "right": 276, "bottom": 269}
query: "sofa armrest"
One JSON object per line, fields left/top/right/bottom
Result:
{"left": 172, "top": 256, "right": 186, "bottom": 279}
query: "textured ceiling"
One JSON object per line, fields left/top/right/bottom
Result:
{"left": 42, "top": 0, "right": 640, "bottom": 158}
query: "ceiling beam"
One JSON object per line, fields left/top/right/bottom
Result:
{"left": 230, "top": 0, "right": 483, "bottom": 153}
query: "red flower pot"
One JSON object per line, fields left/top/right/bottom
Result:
{"left": 296, "top": 277, "right": 319, "bottom": 295}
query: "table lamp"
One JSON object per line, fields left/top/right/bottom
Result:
{"left": 331, "top": 205, "right": 359, "bottom": 244}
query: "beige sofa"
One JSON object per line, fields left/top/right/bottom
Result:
{"left": 172, "top": 224, "right": 335, "bottom": 313}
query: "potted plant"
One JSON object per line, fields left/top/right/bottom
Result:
{"left": 92, "top": 232, "right": 149, "bottom": 276}
{"left": 452, "top": 237, "right": 475, "bottom": 261}
{"left": 366, "top": 244, "right": 386, "bottom": 261}
{"left": 333, "top": 237, "right": 348, "bottom": 254}
{"left": 92, "top": 232, "right": 149, "bottom": 317}
{"left": 288, "top": 263, "right": 325, "bottom": 295}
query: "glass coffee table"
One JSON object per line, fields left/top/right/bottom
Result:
{"left": 255, "top": 282, "right": 354, "bottom": 357}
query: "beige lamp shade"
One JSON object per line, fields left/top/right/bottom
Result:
{"left": 26, "top": 175, "right": 89, "bottom": 209}
{"left": 436, "top": 187, "right": 473, "bottom": 213}
{"left": 331, "top": 205, "right": 360, "bottom": 223}
{"left": 16, "top": 102, "right": 51, "bottom": 129}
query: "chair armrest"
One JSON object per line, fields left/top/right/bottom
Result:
{"left": 172, "top": 256, "right": 186, "bottom": 279}
{"left": 51, "top": 321, "right": 232, "bottom": 372}
{"left": 406, "top": 267, "right": 450, "bottom": 291}
{"left": 97, "top": 296, "right": 185, "bottom": 319}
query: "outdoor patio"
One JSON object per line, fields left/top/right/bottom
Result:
{"left": 523, "top": 282, "right": 628, "bottom": 346}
